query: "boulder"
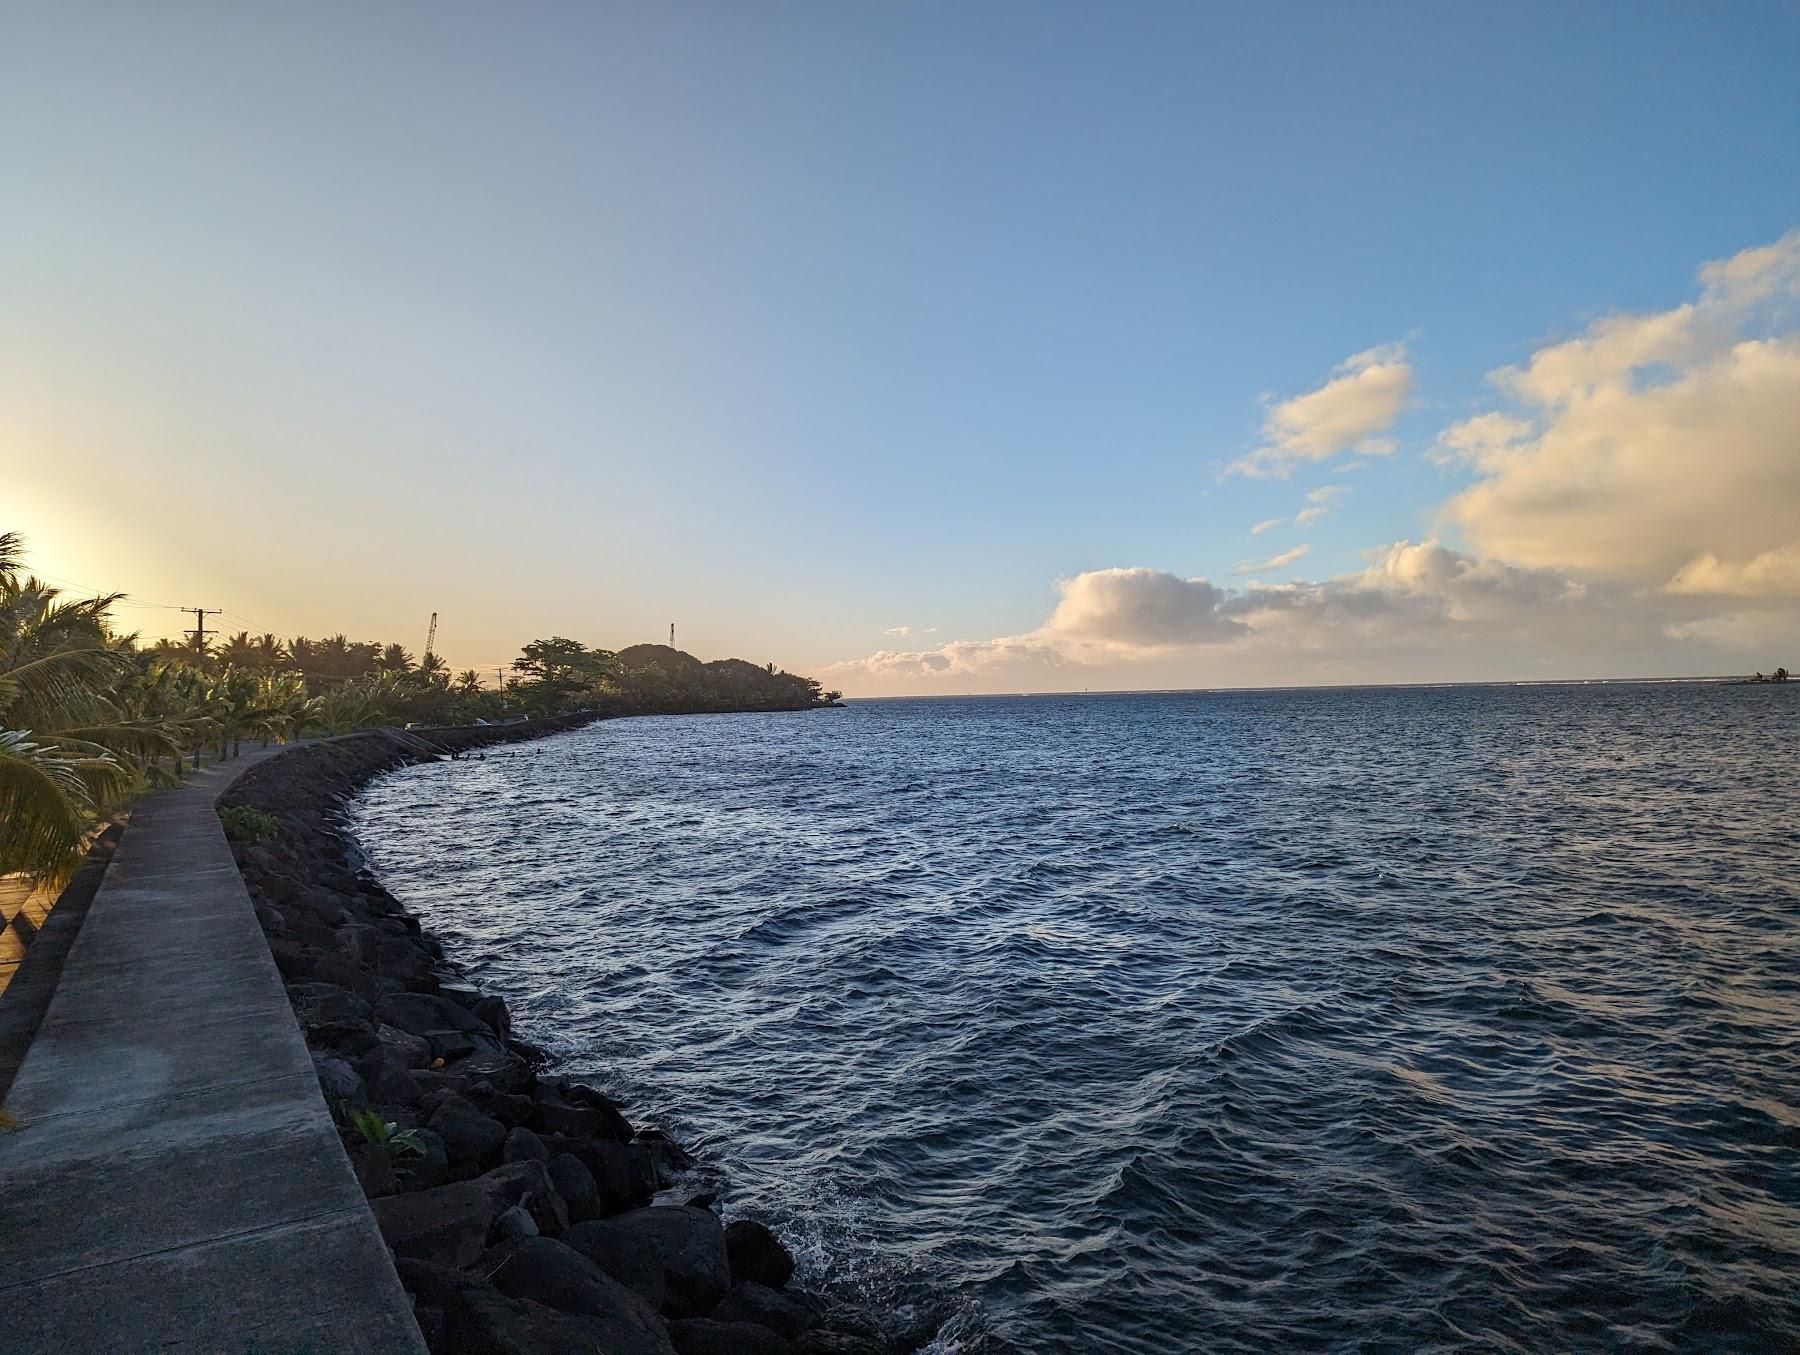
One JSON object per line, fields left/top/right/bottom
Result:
{"left": 725, "top": 1219, "right": 795, "bottom": 1290}
{"left": 345, "top": 1137, "right": 397, "bottom": 1198}
{"left": 358, "top": 1046, "right": 424, "bottom": 1107}
{"left": 445, "top": 1285, "right": 675, "bottom": 1355}
{"left": 670, "top": 1318, "right": 794, "bottom": 1355}
{"left": 405, "top": 1127, "right": 451, "bottom": 1190}
{"left": 395, "top": 1256, "right": 474, "bottom": 1309}
{"left": 549, "top": 1153, "right": 600, "bottom": 1223}
{"left": 532, "top": 1078, "right": 633, "bottom": 1143}
{"left": 372, "top": 1177, "right": 496, "bottom": 1269}
{"left": 429, "top": 1095, "right": 508, "bottom": 1169}
{"left": 541, "top": 1134, "right": 655, "bottom": 1213}
{"left": 288, "top": 983, "right": 373, "bottom": 1043}
{"left": 376, "top": 991, "right": 505, "bottom": 1045}
{"left": 712, "top": 1283, "right": 822, "bottom": 1341}
{"left": 372, "top": 1161, "right": 566, "bottom": 1267}
{"left": 486, "top": 1236, "right": 665, "bottom": 1327}
{"left": 378, "top": 1022, "right": 433, "bottom": 1068}
{"left": 503, "top": 1127, "right": 550, "bottom": 1165}
{"left": 496, "top": 1205, "right": 539, "bottom": 1241}
{"left": 566, "top": 1206, "right": 730, "bottom": 1317}
{"left": 311, "top": 1052, "right": 367, "bottom": 1107}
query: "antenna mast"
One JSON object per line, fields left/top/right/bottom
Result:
{"left": 670, "top": 622, "right": 675, "bottom": 648}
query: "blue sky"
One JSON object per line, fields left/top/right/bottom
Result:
{"left": 5, "top": 3, "right": 1798, "bottom": 690}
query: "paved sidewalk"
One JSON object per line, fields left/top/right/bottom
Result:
{"left": 0, "top": 747, "right": 426, "bottom": 1353}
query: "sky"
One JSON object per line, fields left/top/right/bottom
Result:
{"left": 4, "top": 2, "right": 1798, "bottom": 694}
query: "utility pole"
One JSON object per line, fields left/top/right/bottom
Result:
{"left": 184, "top": 607, "right": 220, "bottom": 657}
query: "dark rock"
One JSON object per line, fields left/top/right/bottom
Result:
{"left": 372, "top": 1176, "right": 497, "bottom": 1269}
{"left": 377, "top": 991, "right": 505, "bottom": 1044}
{"left": 637, "top": 1129, "right": 699, "bottom": 1185}
{"left": 372, "top": 1160, "right": 565, "bottom": 1267}
{"left": 503, "top": 1126, "right": 550, "bottom": 1165}
{"left": 340, "top": 922, "right": 382, "bottom": 964}
{"left": 311, "top": 1051, "right": 367, "bottom": 1107}
{"left": 396, "top": 1256, "right": 474, "bottom": 1309}
{"left": 459, "top": 1052, "right": 536, "bottom": 1097}
{"left": 429, "top": 1095, "right": 507, "bottom": 1169}
{"left": 486, "top": 1236, "right": 664, "bottom": 1328}
{"left": 346, "top": 1136, "right": 397, "bottom": 1198}
{"left": 535, "top": 1133, "right": 655, "bottom": 1214}
{"left": 496, "top": 1205, "right": 539, "bottom": 1241}
{"left": 549, "top": 1153, "right": 600, "bottom": 1223}
{"left": 726, "top": 1218, "right": 796, "bottom": 1290}
{"left": 712, "top": 1283, "right": 822, "bottom": 1341}
{"left": 533, "top": 1078, "right": 633, "bottom": 1142}
{"left": 405, "top": 1127, "right": 451, "bottom": 1190}
{"left": 287, "top": 983, "right": 373, "bottom": 1044}
{"left": 413, "top": 1305, "right": 446, "bottom": 1351}
{"left": 471, "top": 994, "right": 512, "bottom": 1041}
{"left": 566, "top": 1206, "right": 731, "bottom": 1317}
{"left": 378, "top": 1022, "right": 432, "bottom": 1068}
{"left": 670, "top": 1317, "right": 793, "bottom": 1355}
{"left": 444, "top": 1284, "right": 676, "bottom": 1355}
{"left": 359, "top": 1045, "right": 424, "bottom": 1107}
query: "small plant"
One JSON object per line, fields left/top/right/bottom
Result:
{"left": 349, "top": 1108, "right": 430, "bottom": 1162}
{"left": 218, "top": 804, "right": 280, "bottom": 843}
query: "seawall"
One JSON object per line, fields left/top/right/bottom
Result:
{"left": 218, "top": 715, "right": 895, "bottom": 1353}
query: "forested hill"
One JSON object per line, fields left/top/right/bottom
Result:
{"left": 612, "top": 644, "right": 841, "bottom": 714}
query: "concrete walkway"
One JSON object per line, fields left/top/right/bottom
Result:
{"left": 0, "top": 748, "right": 426, "bottom": 1353}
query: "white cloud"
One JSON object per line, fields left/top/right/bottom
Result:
{"left": 1250, "top": 517, "right": 1284, "bottom": 536}
{"left": 881, "top": 625, "right": 938, "bottom": 636}
{"left": 1666, "top": 541, "right": 1800, "bottom": 598}
{"left": 1233, "top": 345, "right": 1413, "bottom": 476}
{"left": 1444, "top": 231, "right": 1800, "bottom": 587}
{"left": 826, "top": 232, "right": 1800, "bottom": 695}
{"left": 1232, "top": 544, "right": 1310, "bottom": 575}
{"left": 1044, "top": 568, "right": 1245, "bottom": 649}
{"left": 1294, "top": 484, "right": 1350, "bottom": 527}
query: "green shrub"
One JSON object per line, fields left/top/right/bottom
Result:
{"left": 217, "top": 804, "right": 280, "bottom": 844}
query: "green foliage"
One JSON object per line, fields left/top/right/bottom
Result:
{"left": 218, "top": 804, "right": 279, "bottom": 843}
{"left": 349, "top": 1108, "right": 429, "bottom": 1160}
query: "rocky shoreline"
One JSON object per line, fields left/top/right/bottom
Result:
{"left": 221, "top": 716, "right": 901, "bottom": 1355}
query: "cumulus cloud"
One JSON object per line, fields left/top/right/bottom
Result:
{"left": 825, "top": 232, "right": 1800, "bottom": 695}
{"left": 1666, "top": 542, "right": 1800, "bottom": 598}
{"left": 821, "top": 541, "right": 1732, "bottom": 693}
{"left": 1233, "top": 345, "right": 1413, "bottom": 476}
{"left": 1232, "top": 544, "right": 1310, "bottom": 575}
{"left": 1443, "top": 230, "right": 1800, "bottom": 590}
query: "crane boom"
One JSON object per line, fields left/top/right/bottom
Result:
{"left": 423, "top": 611, "right": 438, "bottom": 664}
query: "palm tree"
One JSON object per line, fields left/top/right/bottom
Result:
{"left": 0, "top": 533, "right": 178, "bottom": 880}
{"left": 377, "top": 643, "right": 415, "bottom": 677}
{"left": 455, "top": 669, "right": 482, "bottom": 695}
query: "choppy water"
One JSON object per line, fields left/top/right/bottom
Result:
{"left": 353, "top": 685, "right": 1800, "bottom": 1353}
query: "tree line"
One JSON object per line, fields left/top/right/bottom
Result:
{"left": 0, "top": 531, "right": 840, "bottom": 881}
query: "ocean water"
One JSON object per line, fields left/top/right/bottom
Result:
{"left": 352, "top": 685, "right": 1800, "bottom": 1353}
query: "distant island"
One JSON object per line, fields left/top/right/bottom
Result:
{"left": 1748, "top": 667, "right": 1792, "bottom": 684}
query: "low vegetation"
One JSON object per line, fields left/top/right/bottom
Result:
{"left": 0, "top": 529, "right": 839, "bottom": 882}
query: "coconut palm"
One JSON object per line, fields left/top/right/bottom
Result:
{"left": 0, "top": 533, "right": 180, "bottom": 880}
